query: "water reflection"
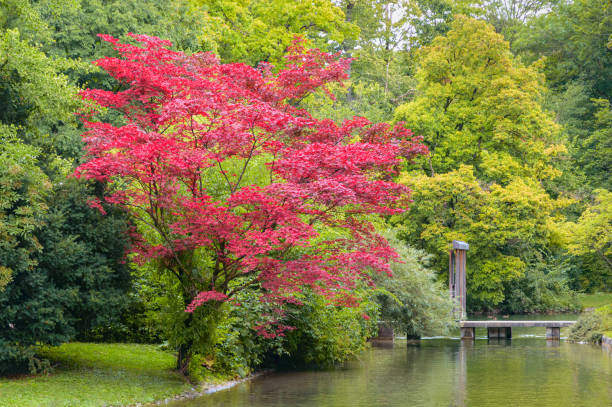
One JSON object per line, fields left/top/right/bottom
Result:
{"left": 168, "top": 338, "right": 611, "bottom": 407}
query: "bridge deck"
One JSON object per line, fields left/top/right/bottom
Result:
{"left": 460, "top": 320, "right": 576, "bottom": 328}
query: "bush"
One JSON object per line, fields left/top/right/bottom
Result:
{"left": 279, "top": 293, "right": 377, "bottom": 368}
{"left": 374, "top": 232, "right": 455, "bottom": 338}
{"left": 501, "top": 252, "right": 580, "bottom": 314}
{"left": 569, "top": 304, "right": 612, "bottom": 343}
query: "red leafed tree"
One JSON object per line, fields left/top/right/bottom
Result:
{"left": 76, "top": 33, "right": 427, "bottom": 370}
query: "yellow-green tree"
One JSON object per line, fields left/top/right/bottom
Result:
{"left": 392, "top": 16, "right": 574, "bottom": 310}
{"left": 391, "top": 166, "right": 566, "bottom": 308}
{"left": 562, "top": 189, "right": 612, "bottom": 290}
{"left": 395, "top": 15, "right": 563, "bottom": 185}
{"left": 192, "top": 0, "right": 358, "bottom": 65}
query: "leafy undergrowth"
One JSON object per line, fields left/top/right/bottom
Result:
{"left": 578, "top": 292, "right": 612, "bottom": 309}
{"left": 0, "top": 343, "right": 190, "bottom": 407}
{"left": 568, "top": 304, "right": 612, "bottom": 343}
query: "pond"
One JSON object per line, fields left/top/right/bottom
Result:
{"left": 169, "top": 319, "right": 612, "bottom": 407}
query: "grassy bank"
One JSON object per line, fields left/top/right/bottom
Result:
{"left": 0, "top": 343, "right": 191, "bottom": 407}
{"left": 577, "top": 292, "right": 612, "bottom": 309}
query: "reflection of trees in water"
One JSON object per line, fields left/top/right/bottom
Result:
{"left": 460, "top": 340, "right": 611, "bottom": 407}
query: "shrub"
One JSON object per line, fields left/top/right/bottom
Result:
{"left": 279, "top": 293, "right": 377, "bottom": 368}
{"left": 373, "top": 232, "right": 455, "bottom": 338}
{"left": 569, "top": 304, "right": 612, "bottom": 343}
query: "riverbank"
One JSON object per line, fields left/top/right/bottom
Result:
{"left": 578, "top": 292, "right": 612, "bottom": 309}
{"left": 0, "top": 343, "right": 245, "bottom": 407}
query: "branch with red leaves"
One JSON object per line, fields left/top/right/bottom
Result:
{"left": 75, "top": 33, "right": 427, "bottom": 327}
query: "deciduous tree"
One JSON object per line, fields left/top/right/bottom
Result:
{"left": 395, "top": 15, "right": 563, "bottom": 184}
{"left": 75, "top": 34, "right": 426, "bottom": 371}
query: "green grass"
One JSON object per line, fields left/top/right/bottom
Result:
{"left": 0, "top": 343, "right": 191, "bottom": 407}
{"left": 577, "top": 292, "right": 612, "bottom": 309}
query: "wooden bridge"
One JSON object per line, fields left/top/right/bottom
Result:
{"left": 450, "top": 241, "right": 576, "bottom": 341}
{"left": 459, "top": 320, "right": 576, "bottom": 340}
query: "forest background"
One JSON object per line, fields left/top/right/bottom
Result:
{"left": 0, "top": 0, "right": 610, "bottom": 379}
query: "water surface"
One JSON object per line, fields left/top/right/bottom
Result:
{"left": 170, "top": 321, "right": 611, "bottom": 407}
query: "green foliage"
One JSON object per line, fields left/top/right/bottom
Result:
{"left": 568, "top": 311, "right": 604, "bottom": 343}
{"left": 514, "top": 0, "right": 612, "bottom": 192}
{"left": 578, "top": 100, "right": 612, "bottom": 190}
{"left": 561, "top": 189, "right": 612, "bottom": 290}
{"left": 568, "top": 304, "right": 612, "bottom": 343}
{"left": 395, "top": 15, "right": 562, "bottom": 183}
{"left": 210, "top": 291, "right": 284, "bottom": 377}
{"left": 187, "top": 290, "right": 285, "bottom": 381}
{"left": 392, "top": 166, "right": 566, "bottom": 310}
{"left": 33, "top": 0, "right": 205, "bottom": 89}
{"left": 192, "top": 0, "right": 358, "bottom": 66}
{"left": 0, "top": 343, "right": 189, "bottom": 407}
{"left": 155, "top": 287, "right": 226, "bottom": 371}
{"left": 0, "top": 133, "right": 48, "bottom": 291}
{"left": 390, "top": 16, "right": 581, "bottom": 312}
{"left": 76, "top": 292, "right": 163, "bottom": 344}
{"left": 0, "top": 178, "right": 132, "bottom": 373}
{"left": 0, "top": 28, "right": 80, "bottom": 170}
{"left": 502, "top": 253, "right": 580, "bottom": 313}
{"left": 373, "top": 232, "right": 455, "bottom": 337}
{"left": 281, "top": 292, "right": 377, "bottom": 368}
{"left": 481, "top": 0, "right": 554, "bottom": 46}
{"left": 515, "top": 0, "right": 612, "bottom": 100}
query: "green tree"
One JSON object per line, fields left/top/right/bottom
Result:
{"left": 513, "top": 0, "right": 612, "bottom": 190}
{"left": 481, "top": 0, "right": 555, "bottom": 45}
{"left": 0, "top": 178, "right": 132, "bottom": 373}
{"left": 32, "top": 0, "right": 205, "bottom": 89}
{"left": 562, "top": 189, "right": 612, "bottom": 290}
{"left": 389, "top": 16, "right": 578, "bottom": 311}
{"left": 309, "top": 0, "right": 479, "bottom": 123}
{"left": 0, "top": 28, "right": 80, "bottom": 170}
{"left": 0, "top": 133, "right": 48, "bottom": 292}
{"left": 515, "top": 0, "right": 612, "bottom": 101}
{"left": 391, "top": 166, "right": 565, "bottom": 309}
{"left": 577, "top": 99, "right": 612, "bottom": 190}
{"left": 395, "top": 15, "right": 563, "bottom": 184}
{"left": 192, "top": 0, "right": 358, "bottom": 66}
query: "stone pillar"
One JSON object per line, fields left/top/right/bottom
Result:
{"left": 503, "top": 327, "right": 512, "bottom": 339}
{"left": 461, "top": 327, "right": 475, "bottom": 340}
{"left": 488, "top": 327, "right": 511, "bottom": 339}
{"left": 546, "top": 326, "right": 560, "bottom": 340}
{"left": 487, "top": 327, "right": 500, "bottom": 339}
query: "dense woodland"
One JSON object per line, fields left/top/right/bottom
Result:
{"left": 0, "top": 0, "right": 610, "bottom": 378}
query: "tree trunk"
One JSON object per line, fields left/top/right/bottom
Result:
{"left": 176, "top": 311, "right": 194, "bottom": 374}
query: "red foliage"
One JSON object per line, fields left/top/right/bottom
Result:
{"left": 75, "top": 33, "right": 426, "bottom": 317}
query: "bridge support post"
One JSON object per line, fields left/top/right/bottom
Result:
{"left": 546, "top": 327, "right": 560, "bottom": 341}
{"left": 461, "top": 327, "right": 475, "bottom": 340}
{"left": 487, "top": 327, "right": 511, "bottom": 339}
{"left": 376, "top": 322, "right": 394, "bottom": 341}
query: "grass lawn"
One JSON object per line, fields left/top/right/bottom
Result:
{"left": 0, "top": 343, "right": 191, "bottom": 407}
{"left": 577, "top": 292, "right": 612, "bottom": 309}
